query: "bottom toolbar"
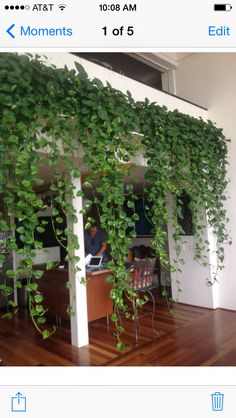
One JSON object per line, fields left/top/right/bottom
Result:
{"left": 0, "top": 386, "right": 234, "bottom": 417}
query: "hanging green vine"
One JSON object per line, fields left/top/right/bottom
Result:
{"left": 0, "top": 53, "right": 230, "bottom": 349}
{"left": 138, "top": 103, "right": 230, "bottom": 289}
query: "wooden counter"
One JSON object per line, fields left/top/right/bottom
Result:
{"left": 36, "top": 268, "right": 69, "bottom": 320}
{"left": 36, "top": 268, "right": 113, "bottom": 322}
{"left": 86, "top": 269, "right": 113, "bottom": 322}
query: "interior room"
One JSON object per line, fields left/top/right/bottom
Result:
{"left": 0, "top": 52, "right": 236, "bottom": 366}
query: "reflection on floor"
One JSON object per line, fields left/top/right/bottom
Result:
{"left": 1, "top": 298, "right": 236, "bottom": 366}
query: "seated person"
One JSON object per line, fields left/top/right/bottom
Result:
{"left": 132, "top": 246, "right": 145, "bottom": 262}
{"left": 84, "top": 222, "right": 107, "bottom": 260}
{"left": 130, "top": 245, "right": 155, "bottom": 263}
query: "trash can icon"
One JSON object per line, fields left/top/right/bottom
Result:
{"left": 211, "top": 392, "right": 224, "bottom": 411}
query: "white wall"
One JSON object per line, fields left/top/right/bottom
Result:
{"left": 166, "top": 196, "right": 215, "bottom": 308}
{"left": 170, "top": 235, "right": 215, "bottom": 308}
{"left": 42, "top": 53, "right": 207, "bottom": 120}
{"left": 15, "top": 246, "right": 60, "bottom": 269}
{"left": 174, "top": 53, "right": 236, "bottom": 310}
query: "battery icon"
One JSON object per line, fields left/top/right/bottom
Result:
{"left": 214, "top": 4, "right": 232, "bottom": 10}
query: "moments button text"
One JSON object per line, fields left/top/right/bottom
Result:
{"left": 20, "top": 26, "right": 73, "bottom": 37}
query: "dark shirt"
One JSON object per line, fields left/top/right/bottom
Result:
{"left": 84, "top": 229, "right": 106, "bottom": 256}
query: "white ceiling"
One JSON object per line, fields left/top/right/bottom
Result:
{"left": 160, "top": 53, "right": 195, "bottom": 63}
{"left": 134, "top": 53, "right": 195, "bottom": 72}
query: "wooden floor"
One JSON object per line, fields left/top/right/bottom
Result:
{"left": 1, "top": 298, "right": 236, "bottom": 366}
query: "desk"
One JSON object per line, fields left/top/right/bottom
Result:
{"left": 86, "top": 269, "right": 113, "bottom": 322}
{"left": 36, "top": 267, "right": 113, "bottom": 322}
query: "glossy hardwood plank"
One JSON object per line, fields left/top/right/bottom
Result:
{"left": 1, "top": 299, "right": 236, "bottom": 366}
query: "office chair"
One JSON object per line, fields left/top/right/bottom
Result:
{"left": 130, "top": 245, "right": 162, "bottom": 295}
{"left": 129, "top": 258, "right": 160, "bottom": 344}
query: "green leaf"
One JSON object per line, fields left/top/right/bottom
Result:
{"left": 74, "top": 61, "right": 88, "bottom": 79}
{"left": 65, "top": 281, "right": 72, "bottom": 289}
{"left": 42, "top": 329, "right": 51, "bottom": 339}
{"left": 37, "top": 317, "right": 46, "bottom": 324}
{"left": 110, "top": 314, "right": 118, "bottom": 322}
{"left": 22, "top": 180, "right": 31, "bottom": 188}
{"left": 34, "top": 241, "right": 43, "bottom": 250}
{"left": 16, "top": 226, "right": 25, "bottom": 234}
{"left": 0, "top": 284, "right": 13, "bottom": 295}
{"left": 76, "top": 190, "right": 84, "bottom": 197}
{"left": 66, "top": 304, "right": 73, "bottom": 316}
{"left": 83, "top": 181, "right": 92, "bottom": 188}
{"left": 46, "top": 261, "right": 55, "bottom": 270}
{"left": 162, "top": 290, "right": 169, "bottom": 297}
{"left": 8, "top": 135, "right": 18, "bottom": 144}
{"left": 34, "top": 294, "right": 43, "bottom": 303}
{"left": 0, "top": 220, "right": 9, "bottom": 231}
{"left": 52, "top": 208, "right": 59, "bottom": 216}
{"left": 26, "top": 283, "right": 38, "bottom": 292}
{"left": 56, "top": 216, "right": 64, "bottom": 224}
{"left": 36, "top": 226, "right": 45, "bottom": 233}
{"left": 1, "top": 312, "right": 13, "bottom": 319}
{"left": 6, "top": 269, "right": 15, "bottom": 278}
{"left": 116, "top": 326, "right": 125, "bottom": 334}
{"left": 35, "top": 304, "right": 44, "bottom": 314}
{"left": 98, "top": 107, "right": 107, "bottom": 120}
{"left": 127, "top": 200, "right": 135, "bottom": 209}
{"left": 16, "top": 280, "right": 23, "bottom": 289}
{"left": 116, "top": 341, "right": 126, "bottom": 352}
{"left": 8, "top": 300, "right": 17, "bottom": 308}
{"left": 93, "top": 77, "right": 103, "bottom": 88}
{"left": 33, "top": 270, "right": 44, "bottom": 279}
{"left": 136, "top": 298, "right": 147, "bottom": 308}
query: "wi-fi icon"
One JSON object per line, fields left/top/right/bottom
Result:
{"left": 58, "top": 4, "right": 66, "bottom": 10}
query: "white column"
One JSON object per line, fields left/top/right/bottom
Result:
{"left": 68, "top": 176, "right": 89, "bottom": 347}
{"left": 206, "top": 220, "right": 220, "bottom": 309}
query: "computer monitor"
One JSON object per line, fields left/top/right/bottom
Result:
{"left": 88, "top": 256, "right": 103, "bottom": 268}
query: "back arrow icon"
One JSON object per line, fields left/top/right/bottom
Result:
{"left": 6, "top": 24, "right": 15, "bottom": 38}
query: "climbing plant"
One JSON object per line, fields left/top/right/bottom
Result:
{"left": 0, "top": 53, "right": 230, "bottom": 349}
